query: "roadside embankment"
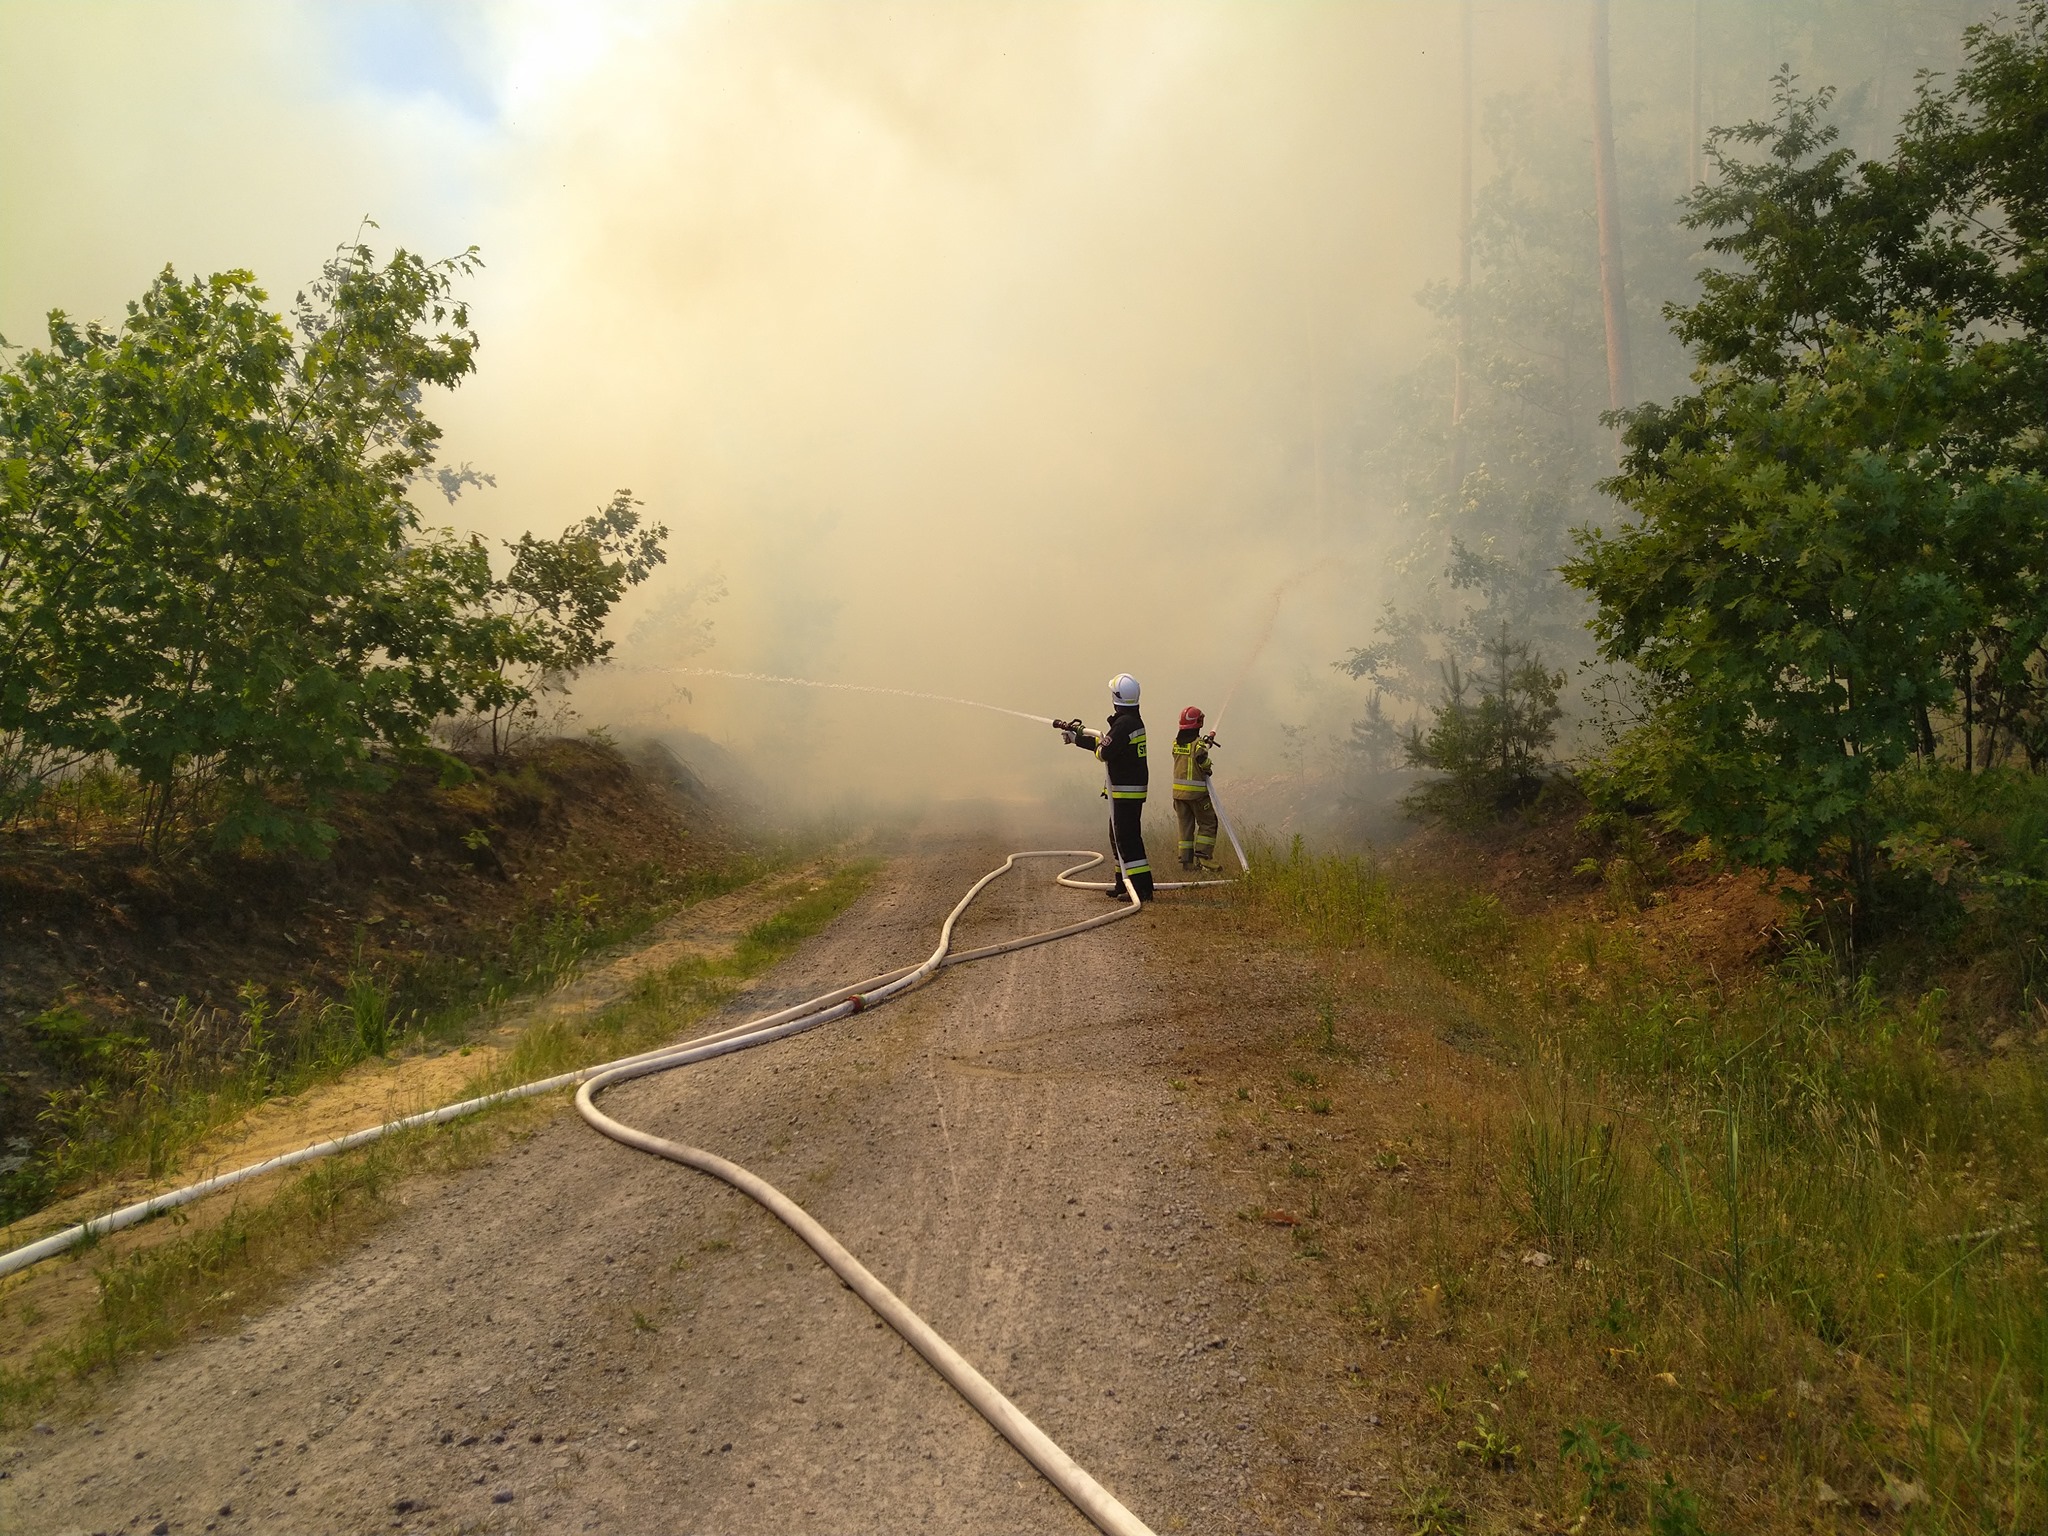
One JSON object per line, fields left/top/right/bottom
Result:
{"left": 0, "top": 858, "right": 877, "bottom": 1423}
{"left": 1, "top": 736, "right": 757, "bottom": 1224}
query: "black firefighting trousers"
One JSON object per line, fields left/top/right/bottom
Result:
{"left": 1108, "top": 797, "right": 1154, "bottom": 901}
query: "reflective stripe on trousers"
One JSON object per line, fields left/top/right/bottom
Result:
{"left": 1108, "top": 796, "right": 1153, "bottom": 899}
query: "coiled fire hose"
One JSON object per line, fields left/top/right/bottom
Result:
{"left": 0, "top": 840, "right": 1249, "bottom": 1535}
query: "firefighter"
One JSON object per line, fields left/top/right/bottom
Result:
{"left": 1055, "top": 673, "right": 1153, "bottom": 901}
{"left": 1172, "top": 705, "right": 1221, "bottom": 871}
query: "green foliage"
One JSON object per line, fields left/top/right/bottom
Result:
{"left": 1509, "top": 1095, "right": 1617, "bottom": 1264}
{"left": 1573, "top": 316, "right": 2046, "bottom": 883}
{"left": 1456, "top": 1414, "right": 1521, "bottom": 1470}
{"left": 0, "top": 239, "right": 666, "bottom": 850}
{"left": 1648, "top": 1476, "right": 1714, "bottom": 1536}
{"left": 1402, "top": 1484, "right": 1465, "bottom": 1536}
{"left": 1868, "top": 765, "right": 2048, "bottom": 999}
{"left": 460, "top": 490, "right": 668, "bottom": 760}
{"left": 1567, "top": 9, "right": 2048, "bottom": 900}
{"left": 1560, "top": 1420, "right": 1644, "bottom": 1512}
{"left": 0, "top": 244, "right": 491, "bottom": 849}
{"left": 1403, "top": 629, "right": 1564, "bottom": 823}
{"left": 1235, "top": 833, "right": 1512, "bottom": 984}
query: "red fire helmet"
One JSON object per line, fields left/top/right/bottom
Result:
{"left": 1178, "top": 705, "right": 1205, "bottom": 730}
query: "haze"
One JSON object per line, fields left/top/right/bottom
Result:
{"left": 0, "top": 0, "right": 1989, "bottom": 830}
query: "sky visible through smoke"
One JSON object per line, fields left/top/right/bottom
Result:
{"left": 0, "top": 1, "right": 1995, "bottom": 832}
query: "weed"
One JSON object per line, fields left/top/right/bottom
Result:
{"left": 1288, "top": 1068, "right": 1322, "bottom": 1089}
{"left": 1484, "top": 1357, "right": 1531, "bottom": 1394}
{"left": 344, "top": 962, "right": 391, "bottom": 1059}
{"left": 1560, "top": 1420, "right": 1643, "bottom": 1512}
{"left": 1457, "top": 1414, "right": 1522, "bottom": 1470}
{"left": 1235, "top": 1085, "right": 1251, "bottom": 1101}
{"left": 1649, "top": 1475, "right": 1713, "bottom": 1536}
{"left": 3, "top": 850, "right": 781, "bottom": 1224}
{"left": 1308, "top": 1095, "right": 1333, "bottom": 1115}
{"left": 1403, "top": 1483, "right": 1465, "bottom": 1535}
{"left": 1598, "top": 1293, "right": 1630, "bottom": 1335}
{"left": 1235, "top": 824, "right": 2048, "bottom": 1530}
{"left": 631, "top": 1310, "right": 657, "bottom": 1334}
{"left": 1507, "top": 1092, "right": 1615, "bottom": 1264}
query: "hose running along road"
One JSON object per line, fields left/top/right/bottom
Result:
{"left": 0, "top": 848, "right": 1215, "bottom": 1536}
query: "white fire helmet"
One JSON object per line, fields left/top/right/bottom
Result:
{"left": 1108, "top": 673, "right": 1141, "bottom": 706}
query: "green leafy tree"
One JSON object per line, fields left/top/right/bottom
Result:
{"left": 0, "top": 239, "right": 667, "bottom": 851}
{"left": 1565, "top": 6, "right": 2048, "bottom": 897}
{"left": 461, "top": 490, "right": 669, "bottom": 761}
{"left": 0, "top": 244, "right": 498, "bottom": 849}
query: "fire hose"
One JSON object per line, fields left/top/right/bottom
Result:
{"left": 0, "top": 825, "right": 1253, "bottom": 1534}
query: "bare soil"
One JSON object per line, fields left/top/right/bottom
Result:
{"left": 4, "top": 831, "right": 1398, "bottom": 1535}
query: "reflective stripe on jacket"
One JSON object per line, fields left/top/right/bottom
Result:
{"left": 1171, "top": 733, "right": 1212, "bottom": 802}
{"left": 1074, "top": 706, "right": 1148, "bottom": 799}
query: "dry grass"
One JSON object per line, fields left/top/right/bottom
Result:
{"left": 1191, "top": 834, "right": 2047, "bottom": 1535}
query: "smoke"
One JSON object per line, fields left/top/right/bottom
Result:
{"left": 1211, "top": 558, "right": 1359, "bottom": 735}
{"left": 647, "top": 669, "right": 1053, "bottom": 728}
{"left": 1, "top": 1, "right": 1997, "bottom": 834}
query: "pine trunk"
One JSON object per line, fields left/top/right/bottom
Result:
{"left": 1451, "top": 0, "right": 1474, "bottom": 489}
{"left": 1589, "top": 0, "right": 1633, "bottom": 414}
{"left": 1689, "top": 0, "right": 1703, "bottom": 189}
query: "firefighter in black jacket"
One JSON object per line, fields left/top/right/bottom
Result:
{"left": 1056, "top": 673, "right": 1153, "bottom": 902}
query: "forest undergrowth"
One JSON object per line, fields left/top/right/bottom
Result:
{"left": 1231, "top": 814, "right": 2047, "bottom": 1535}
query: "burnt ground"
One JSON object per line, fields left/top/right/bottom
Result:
{"left": 1, "top": 739, "right": 747, "bottom": 1192}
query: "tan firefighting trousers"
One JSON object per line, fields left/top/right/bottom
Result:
{"left": 1174, "top": 795, "right": 1219, "bottom": 868}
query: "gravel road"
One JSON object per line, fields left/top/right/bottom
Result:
{"left": 5, "top": 834, "right": 1290, "bottom": 1535}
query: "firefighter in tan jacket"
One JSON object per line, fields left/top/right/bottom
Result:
{"left": 1172, "top": 706, "right": 1221, "bottom": 871}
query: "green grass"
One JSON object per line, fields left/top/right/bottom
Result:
{"left": 0, "top": 858, "right": 880, "bottom": 1424}
{"left": 1236, "top": 833, "right": 2048, "bottom": 1535}
{"left": 475, "top": 860, "right": 881, "bottom": 1090}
